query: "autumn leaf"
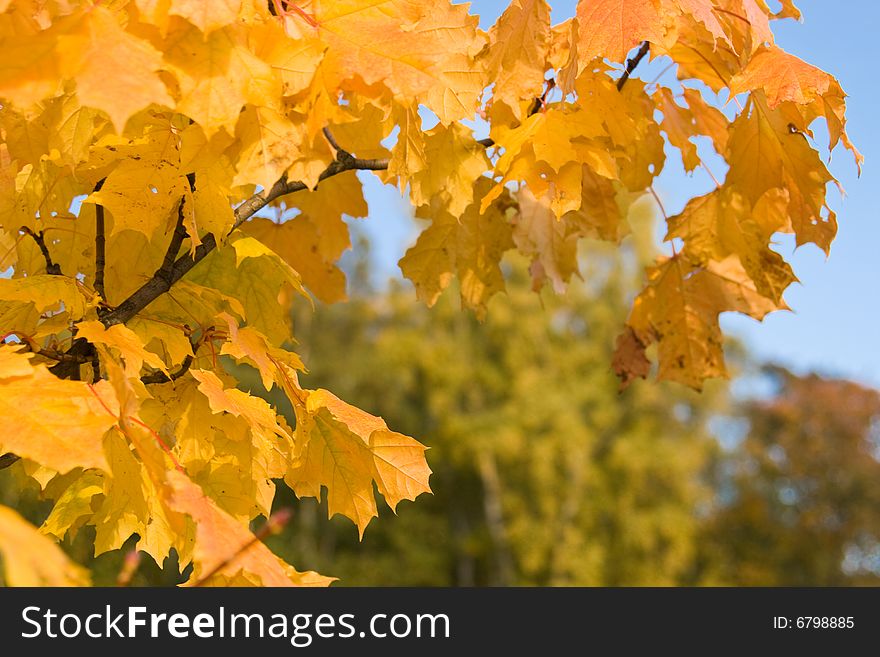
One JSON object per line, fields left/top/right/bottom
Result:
{"left": 402, "top": 179, "right": 515, "bottom": 318}
{"left": 57, "top": 6, "right": 173, "bottom": 132}
{"left": 512, "top": 185, "right": 582, "bottom": 293}
{"left": 728, "top": 44, "right": 862, "bottom": 165}
{"left": 310, "top": 0, "right": 486, "bottom": 123}
{"left": 484, "top": 0, "right": 552, "bottom": 119}
{"left": 76, "top": 320, "right": 169, "bottom": 379}
{"left": 0, "top": 504, "right": 91, "bottom": 586}
{"left": 617, "top": 255, "right": 782, "bottom": 389}
{"left": 0, "top": 347, "right": 116, "bottom": 474}
{"left": 576, "top": 0, "right": 667, "bottom": 65}
{"left": 665, "top": 187, "right": 796, "bottom": 304}
{"left": 286, "top": 388, "right": 432, "bottom": 537}
{"left": 166, "top": 469, "right": 333, "bottom": 586}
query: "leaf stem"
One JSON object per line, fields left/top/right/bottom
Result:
{"left": 20, "top": 226, "right": 61, "bottom": 275}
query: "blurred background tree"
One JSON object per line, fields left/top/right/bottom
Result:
{"left": 263, "top": 221, "right": 728, "bottom": 585}
{"left": 697, "top": 367, "right": 880, "bottom": 585}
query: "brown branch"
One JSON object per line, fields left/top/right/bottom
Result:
{"left": 140, "top": 354, "right": 193, "bottom": 385}
{"left": 93, "top": 178, "right": 107, "bottom": 302}
{"left": 156, "top": 173, "right": 196, "bottom": 284}
{"left": 322, "top": 126, "right": 346, "bottom": 155}
{"left": 476, "top": 79, "right": 555, "bottom": 149}
{"left": 617, "top": 41, "right": 651, "bottom": 91}
{"left": 0, "top": 453, "right": 20, "bottom": 470}
{"left": 101, "top": 156, "right": 387, "bottom": 330}
{"left": 48, "top": 157, "right": 386, "bottom": 379}
{"left": 20, "top": 227, "right": 61, "bottom": 275}
{"left": 37, "top": 346, "right": 91, "bottom": 364}
{"left": 48, "top": 338, "right": 90, "bottom": 380}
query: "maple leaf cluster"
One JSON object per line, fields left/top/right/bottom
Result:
{"left": 0, "top": 0, "right": 859, "bottom": 585}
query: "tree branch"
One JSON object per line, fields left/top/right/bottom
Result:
{"left": 157, "top": 173, "right": 196, "bottom": 284}
{"left": 93, "top": 178, "right": 107, "bottom": 302}
{"left": 100, "top": 156, "right": 387, "bottom": 330}
{"left": 475, "top": 79, "right": 555, "bottom": 149}
{"left": 45, "top": 156, "right": 387, "bottom": 382}
{"left": 20, "top": 226, "right": 61, "bottom": 275}
{"left": 617, "top": 41, "right": 651, "bottom": 91}
{"left": 140, "top": 354, "right": 194, "bottom": 385}
{"left": 0, "top": 453, "right": 20, "bottom": 470}
{"left": 322, "top": 126, "right": 345, "bottom": 155}
{"left": 34, "top": 345, "right": 91, "bottom": 363}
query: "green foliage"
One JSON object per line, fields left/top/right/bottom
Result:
{"left": 266, "top": 229, "right": 728, "bottom": 585}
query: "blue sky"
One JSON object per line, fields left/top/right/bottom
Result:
{"left": 357, "top": 0, "right": 880, "bottom": 387}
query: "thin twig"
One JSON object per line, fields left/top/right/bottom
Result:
{"left": 8, "top": 333, "right": 91, "bottom": 364}
{"left": 140, "top": 354, "right": 194, "bottom": 384}
{"left": 322, "top": 126, "right": 345, "bottom": 155}
{"left": 100, "top": 156, "right": 387, "bottom": 330}
{"left": 51, "top": 156, "right": 387, "bottom": 378}
{"left": 20, "top": 227, "right": 61, "bottom": 275}
{"left": 617, "top": 41, "right": 651, "bottom": 91}
{"left": 40, "top": 347, "right": 91, "bottom": 363}
{"left": 93, "top": 178, "right": 107, "bottom": 302}
{"left": 479, "top": 79, "right": 556, "bottom": 149}
{"left": 157, "top": 173, "right": 196, "bottom": 283}
{"left": 193, "top": 508, "right": 292, "bottom": 586}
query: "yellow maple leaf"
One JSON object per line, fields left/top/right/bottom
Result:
{"left": 388, "top": 103, "right": 428, "bottom": 191}
{"left": 217, "top": 312, "right": 305, "bottom": 391}
{"left": 402, "top": 179, "right": 514, "bottom": 317}
{"left": 191, "top": 368, "right": 292, "bottom": 443}
{"left": 0, "top": 347, "right": 116, "bottom": 474}
{"left": 726, "top": 94, "right": 838, "bottom": 253}
{"left": 166, "top": 469, "right": 333, "bottom": 586}
{"left": 484, "top": 0, "right": 552, "bottom": 120}
{"left": 41, "top": 471, "right": 105, "bottom": 542}
{"left": 0, "top": 274, "right": 92, "bottom": 319}
{"left": 619, "top": 254, "right": 782, "bottom": 390}
{"left": 729, "top": 44, "right": 861, "bottom": 166}
{"left": 656, "top": 87, "right": 728, "bottom": 173}
{"left": 665, "top": 187, "right": 796, "bottom": 304}
{"left": 188, "top": 233, "right": 306, "bottom": 345}
{"left": 76, "top": 320, "right": 169, "bottom": 379}
{"left": 286, "top": 388, "right": 431, "bottom": 537}
{"left": 576, "top": 0, "right": 668, "bottom": 66}
{"left": 168, "top": 0, "right": 244, "bottom": 34}
{"left": 512, "top": 186, "right": 581, "bottom": 293}
{"left": 162, "top": 19, "right": 279, "bottom": 135}
{"left": 308, "top": 0, "right": 485, "bottom": 123}
{"left": 0, "top": 503, "right": 91, "bottom": 586}
{"left": 90, "top": 428, "right": 177, "bottom": 561}
{"left": 57, "top": 6, "right": 173, "bottom": 132}
{"left": 232, "top": 105, "right": 306, "bottom": 191}
{"left": 245, "top": 216, "right": 348, "bottom": 304}
{"left": 410, "top": 122, "right": 490, "bottom": 216}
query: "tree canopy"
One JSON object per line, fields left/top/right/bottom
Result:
{"left": 0, "top": 0, "right": 861, "bottom": 586}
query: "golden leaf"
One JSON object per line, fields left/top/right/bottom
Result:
{"left": 0, "top": 504, "right": 91, "bottom": 586}
{"left": 0, "top": 347, "right": 116, "bottom": 474}
{"left": 286, "top": 388, "right": 431, "bottom": 537}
